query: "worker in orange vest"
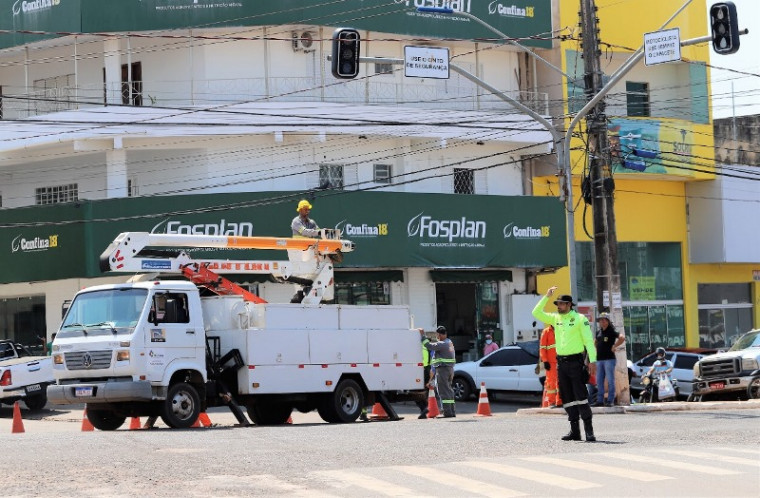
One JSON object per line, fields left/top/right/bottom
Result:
{"left": 539, "top": 325, "right": 562, "bottom": 408}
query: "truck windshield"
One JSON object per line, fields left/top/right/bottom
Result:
{"left": 729, "top": 330, "right": 760, "bottom": 351}
{"left": 62, "top": 288, "right": 149, "bottom": 331}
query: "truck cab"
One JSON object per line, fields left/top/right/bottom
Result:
{"left": 691, "top": 329, "right": 760, "bottom": 401}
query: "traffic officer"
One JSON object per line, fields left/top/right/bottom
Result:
{"left": 532, "top": 286, "right": 597, "bottom": 441}
{"left": 420, "top": 326, "right": 456, "bottom": 418}
{"left": 291, "top": 199, "right": 320, "bottom": 238}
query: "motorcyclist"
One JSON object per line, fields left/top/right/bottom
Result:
{"left": 646, "top": 347, "right": 674, "bottom": 380}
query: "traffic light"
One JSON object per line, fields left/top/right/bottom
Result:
{"left": 710, "top": 2, "right": 740, "bottom": 55}
{"left": 331, "top": 28, "right": 360, "bottom": 79}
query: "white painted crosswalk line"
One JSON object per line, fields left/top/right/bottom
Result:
{"left": 659, "top": 449, "right": 760, "bottom": 467}
{"left": 315, "top": 470, "right": 415, "bottom": 497}
{"left": 711, "top": 446, "right": 760, "bottom": 456}
{"left": 459, "top": 460, "right": 600, "bottom": 490}
{"left": 596, "top": 451, "right": 741, "bottom": 475}
{"left": 393, "top": 465, "right": 526, "bottom": 498}
{"left": 523, "top": 455, "right": 673, "bottom": 481}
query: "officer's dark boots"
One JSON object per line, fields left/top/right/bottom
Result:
{"left": 561, "top": 421, "right": 581, "bottom": 441}
{"left": 583, "top": 419, "right": 596, "bottom": 442}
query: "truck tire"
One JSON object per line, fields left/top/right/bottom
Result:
{"left": 87, "top": 408, "right": 126, "bottom": 431}
{"left": 452, "top": 376, "right": 472, "bottom": 402}
{"left": 747, "top": 377, "right": 760, "bottom": 400}
{"left": 318, "top": 378, "right": 364, "bottom": 423}
{"left": 24, "top": 393, "right": 47, "bottom": 411}
{"left": 160, "top": 382, "right": 201, "bottom": 429}
{"left": 246, "top": 403, "right": 293, "bottom": 425}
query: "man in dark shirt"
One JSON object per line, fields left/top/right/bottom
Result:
{"left": 594, "top": 312, "right": 625, "bottom": 407}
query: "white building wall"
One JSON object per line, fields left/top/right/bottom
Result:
{"left": 405, "top": 268, "right": 436, "bottom": 332}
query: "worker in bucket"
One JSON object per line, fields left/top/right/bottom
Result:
{"left": 291, "top": 199, "right": 320, "bottom": 238}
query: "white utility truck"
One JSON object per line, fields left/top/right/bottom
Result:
{"left": 1, "top": 339, "right": 54, "bottom": 411}
{"left": 47, "top": 231, "right": 423, "bottom": 430}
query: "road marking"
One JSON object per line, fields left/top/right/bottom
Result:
{"left": 316, "top": 470, "right": 414, "bottom": 497}
{"left": 204, "top": 474, "right": 333, "bottom": 498}
{"left": 459, "top": 460, "right": 599, "bottom": 490}
{"left": 523, "top": 456, "right": 672, "bottom": 481}
{"left": 393, "top": 465, "right": 526, "bottom": 497}
{"left": 596, "top": 451, "right": 741, "bottom": 475}
{"left": 659, "top": 449, "right": 760, "bottom": 467}
{"left": 711, "top": 446, "right": 760, "bottom": 456}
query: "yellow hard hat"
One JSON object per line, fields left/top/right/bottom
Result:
{"left": 296, "top": 199, "right": 312, "bottom": 212}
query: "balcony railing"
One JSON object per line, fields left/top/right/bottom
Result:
{"left": 0, "top": 77, "right": 550, "bottom": 120}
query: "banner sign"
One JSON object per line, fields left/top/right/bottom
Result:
{"left": 608, "top": 118, "right": 696, "bottom": 177}
{"left": 0, "top": 191, "right": 567, "bottom": 284}
{"left": 0, "top": 0, "right": 553, "bottom": 50}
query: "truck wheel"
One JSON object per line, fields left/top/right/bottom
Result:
{"left": 160, "top": 382, "right": 201, "bottom": 429}
{"left": 452, "top": 377, "right": 472, "bottom": 401}
{"left": 319, "top": 378, "right": 364, "bottom": 423}
{"left": 247, "top": 403, "right": 292, "bottom": 425}
{"left": 87, "top": 408, "right": 126, "bottom": 431}
{"left": 24, "top": 393, "right": 47, "bottom": 411}
{"left": 747, "top": 377, "right": 760, "bottom": 400}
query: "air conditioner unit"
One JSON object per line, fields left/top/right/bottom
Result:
{"left": 292, "top": 31, "right": 316, "bottom": 53}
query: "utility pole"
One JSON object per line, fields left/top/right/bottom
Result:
{"left": 579, "top": 0, "right": 629, "bottom": 404}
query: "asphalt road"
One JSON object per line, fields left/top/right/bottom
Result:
{"left": 3, "top": 398, "right": 759, "bottom": 497}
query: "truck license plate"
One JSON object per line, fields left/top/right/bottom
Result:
{"left": 74, "top": 387, "right": 94, "bottom": 397}
{"left": 25, "top": 384, "right": 41, "bottom": 393}
{"left": 709, "top": 381, "right": 725, "bottom": 390}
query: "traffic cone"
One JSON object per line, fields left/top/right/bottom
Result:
{"left": 81, "top": 406, "right": 95, "bottom": 432}
{"left": 129, "top": 417, "right": 142, "bottom": 430}
{"left": 286, "top": 416, "right": 293, "bottom": 424}
{"left": 11, "top": 401, "right": 25, "bottom": 433}
{"left": 475, "top": 382, "right": 492, "bottom": 417}
{"left": 198, "top": 412, "right": 213, "bottom": 427}
{"left": 191, "top": 416, "right": 201, "bottom": 428}
{"left": 370, "top": 403, "right": 389, "bottom": 420}
{"left": 426, "top": 385, "right": 440, "bottom": 419}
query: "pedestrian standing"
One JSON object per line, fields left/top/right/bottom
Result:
{"left": 539, "top": 325, "right": 562, "bottom": 408}
{"left": 532, "top": 286, "right": 597, "bottom": 442}
{"left": 421, "top": 326, "right": 456, "bottom": 418}
{"left": 594, "top": 312, "right": 625, "bottom": 406}
{"left": 483, "top": 334, "right": 499, "bottom": 357}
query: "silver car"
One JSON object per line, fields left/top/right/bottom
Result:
{"left": 452, "top": 344, "right": 542, "bottom": 401}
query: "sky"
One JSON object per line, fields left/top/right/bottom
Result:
{"left": 706, "top": 0, "right": 760, "bottom": 119}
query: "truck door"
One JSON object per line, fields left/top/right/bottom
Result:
{"left": 145, "top": 292, "right": 196, "bottom": 379}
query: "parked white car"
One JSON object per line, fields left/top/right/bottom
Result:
{"left": 452, "top": 344, "right": 542, "bottom": 401}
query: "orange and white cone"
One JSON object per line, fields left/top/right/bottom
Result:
{"left": 370, "top": 403, "right": 389, "bottom": 420}
{"left": 198, "top": 412, "right": 213, "bottom": 427}
{"left": 11, "top": 401, "right": 25, "bottom": 433}
{"left": 129, "top": 417, "right": 142, "bottom": 430}
{"left": 475, "top": 382, "right": 492, "bottom": 416}
{"left": 81, "top": 406, "right": 95, "bottom": 432}
{"left": 426, "top": 385, "right": 440, "bottom": 419}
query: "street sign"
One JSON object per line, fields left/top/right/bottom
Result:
{"left": 404, "top": 46, "right": 450, "bottom": 79}
{"left": 644, "top": 28, "right": 681, "bottom": 66}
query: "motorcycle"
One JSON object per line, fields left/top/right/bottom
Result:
{"left": 638, "top": 371, "right": 679, "bottom": 403}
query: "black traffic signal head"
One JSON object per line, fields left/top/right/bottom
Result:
{"left": 710, "top": 2, "right": 740, "bottom": 55}
{"left": 331, "top": 28, "right": 361, "bottom": 79}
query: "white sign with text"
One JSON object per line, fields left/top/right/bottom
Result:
{"left": 404, "top": 46, "right": 450, "bottom": 79}
{"left": 644, "top": 28, "right": 681, "bottom": 66}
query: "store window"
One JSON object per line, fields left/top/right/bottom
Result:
{"left": 575, "top": 242, "right": 682, "bottom": 303}
{"left": 0, "top": 296, "right": 46, "bottom": 354}
{"left": 697, "top": 283, "right": 753, "bottom": 348}
{"left": 334, "top": 282, "right": 390, "bottom": 305}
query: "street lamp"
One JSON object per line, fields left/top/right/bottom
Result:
{"left": 417, "top": 6, "right": 579, "bottom": 298}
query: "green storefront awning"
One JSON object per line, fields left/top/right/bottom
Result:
{"left": 334, "top": 271, "right": 404, "bottom": 283}
{"left": 430, "top": 270, "right": 513, "bottom": 283}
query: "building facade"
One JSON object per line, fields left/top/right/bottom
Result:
{"left": 0, "top": 0, "right": 562, "bottom": 360}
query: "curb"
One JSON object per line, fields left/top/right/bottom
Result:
{"left": 516, "top": 399, "right": 760, "bottom": 416}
